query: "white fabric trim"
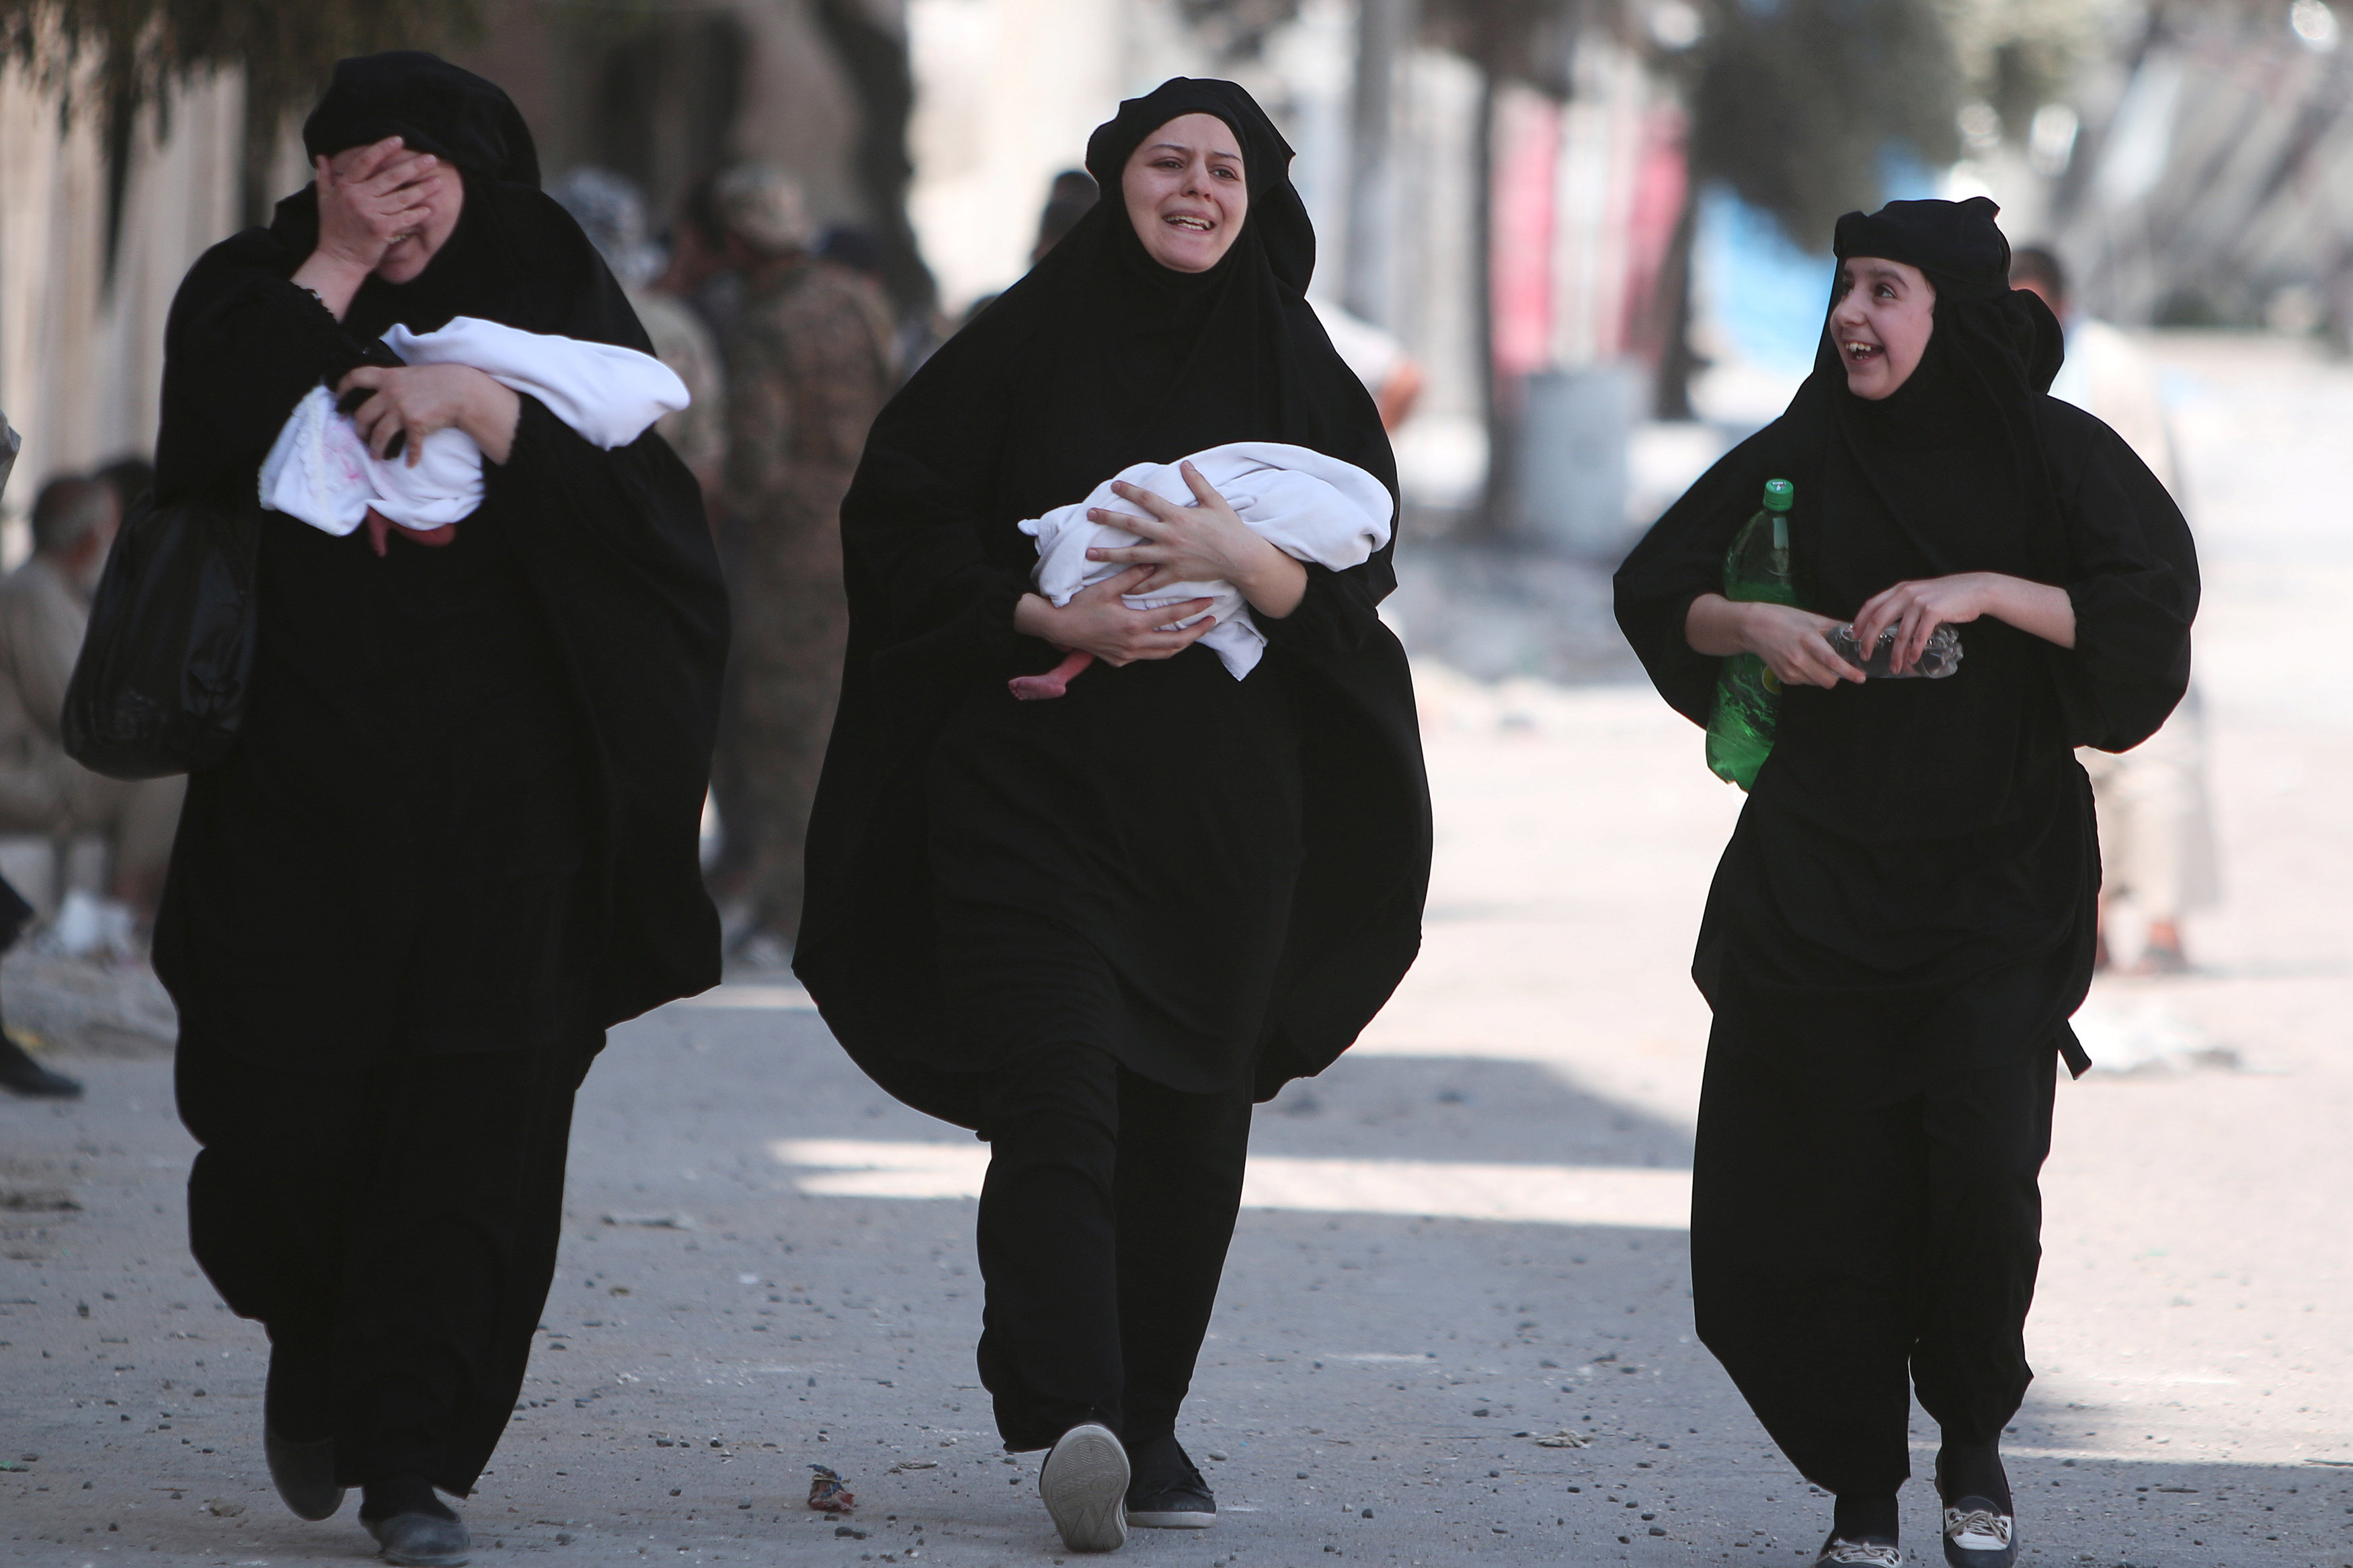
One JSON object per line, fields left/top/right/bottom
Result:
{"left": 1019, "top": 441, "right": 1394, "bottom": 680}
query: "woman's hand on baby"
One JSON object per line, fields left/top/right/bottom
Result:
{"left": 337, "top": 364, "right": 522, "bottom": 466}
{"left": 1084, "top": 461, "right": 1308, "bottom": 618}
{"left": 1014, "top": 567, "right": 1215, "bottom": 666}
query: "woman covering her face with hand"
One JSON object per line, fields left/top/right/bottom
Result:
{"left": 796, "top": 79, "right": 1429, "bottom": 1554}
{"left": 152, "top": 52, "right": 726, "bottom": 1568}
{"left": 1616, "top": 198, "right": 2196, "bottom": 1568}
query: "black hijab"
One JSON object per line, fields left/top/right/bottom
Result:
{"left": 303, "top": 51, "right": 541, "bottom": 186}
{"left": 1792, "top": 196, "right": 2068, "bottom": 617}
{"left": 279, "top": 52, "right": 643, "bottom": 354}
{"left": 978, "top": 75, "right": 1395, "bottom": 522}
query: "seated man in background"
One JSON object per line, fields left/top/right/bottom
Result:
{"left": 0, "top": 477, "right": 184, "bottom": 923}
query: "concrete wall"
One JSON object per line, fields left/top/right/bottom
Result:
{"left": 0, "top": 66, "right": 243, "bottom": 519}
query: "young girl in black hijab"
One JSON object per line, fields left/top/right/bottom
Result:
{"left": 797, "top": 79, "right": 1429, "bottom": 1553}
{"left": 153, "top": 52, "right": 726, "bottom": 1567}
{"left": 1616, "top": 198, "right": 2195, "bottom": 1568}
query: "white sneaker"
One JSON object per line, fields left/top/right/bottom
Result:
{"left": 1812, "top": 1534, "right": 1903, "bottom": 1568}
{"left": 1039, "top": 1422, "right": 1129, "bottom": 1553}
{"left": 1941, "top": 1499, "right": 2016, "bottom": 1568}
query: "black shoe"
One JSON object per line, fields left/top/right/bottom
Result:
{"left": 0, "top": 1035, "right": 80, "bottom": 1098}
{"left": 364, "top": 1511, "right": 472, "bottom": 1567}
{"left": 1125, "top": 1433, "right": 1215, "bottom": 1529}
{"left": 1812, "top": 1533, "right": 1903, "bottom": 1567}
{"left": 1941, "top": 1497, "right": 2016, "bottom": 1568}
{"left": 264, "top": 1424, "right": 345, "bottom": 1520}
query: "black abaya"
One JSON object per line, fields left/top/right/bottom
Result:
{"left": 1613, "top": 198, "right": 2196, "bottom": 1504}
{"left": 154, "top": 52, "right": 726, "bottom": 1497}
{"left": 797, "top": 78, "right": 1429, "bottom": 1122}
{"left": 1616, "top": 199, "right": 2196, "bottom": 1096}
{"left": 153, "top": 60, "right": 726, "bottom": 1069}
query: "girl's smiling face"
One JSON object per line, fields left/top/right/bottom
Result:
{"left": 1121, "top": 113, "right": 1248, "bottom": 274}
{"left": 1829, "top": 256, "right": 1936, "bottom": 400}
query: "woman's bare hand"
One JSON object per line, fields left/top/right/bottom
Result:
{"left": 337, "top": 364, "right": 521, "bottom": 466}
{"left": 293, "top": 138, "right": 446, "bottom": 318}
{"left": 1686, "top": 594, "right": 1865, "bottom": 688}
{"left": 1013, "top": 567, "right": 1217, "bottom": 666}
{"left": 1850, "top": 571, "right": 2076, "bottom": 668}
{"left": 1082, "top": 461, "right": 1307, "bottom": 618}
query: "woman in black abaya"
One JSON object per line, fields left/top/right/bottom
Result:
{"left": 796, "top": 79, "right": 1429, "bottom": 1553}
{"left": 154, "top": 53, "right": 726, "bottom": 1566}
{"left": 1615, "top": 199, "right": 2195, "bottom": 1568}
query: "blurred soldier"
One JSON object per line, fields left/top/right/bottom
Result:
{"left": 553, "top": 167, "right": 729, "bottom": 503}
{"left": 711, "top": 162, "right": 898, "bottom": 962}
{"left": 2012, "top": 247, "right": 2218, "bottom": 974}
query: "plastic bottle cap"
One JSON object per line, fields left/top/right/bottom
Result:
{"left": 1761, "top": 479, "right": 1794, "bottom": 511}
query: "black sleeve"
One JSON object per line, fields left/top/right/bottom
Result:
{"left": 2042, "top": 403, "right": 2200, "bottom": 751}
{"left": 1261, "top": 550, "right": 1392, "bottom": 657}
{"left": 153, "top": 233, "right": 370, "bottom": 498}
{"left": 835, "top": 329, "right": 1033, "bottom": 672}
{"left": 488, "top": 398, "right": 729, "bottom": 1021}
{"left": 1613, "top": 425, "right": 1785, "bottom": 726}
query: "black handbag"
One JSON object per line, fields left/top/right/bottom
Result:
{"left": 63, "top": 487, "right": 261, "bottom": 780}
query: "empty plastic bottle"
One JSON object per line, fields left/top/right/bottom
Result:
{"left": 1704, "top": 479, "right": 1798, "bottom": 790}
{"left": 1826, "top": 621, "right": 1964, "bottom": 679}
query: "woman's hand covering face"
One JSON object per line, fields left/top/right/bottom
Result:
{"left": 1829, "top": 256, "right": 1935, "bottom": 400}
{"left": 1121, "top": 112, "right": 1248, "bottom": 273}
{"left": 313, "top": 138, "right": 461, "bottom": 282}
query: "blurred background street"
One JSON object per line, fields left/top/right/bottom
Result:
{"left": 5, "top": 0, "right": 2353, "bottom": 1563}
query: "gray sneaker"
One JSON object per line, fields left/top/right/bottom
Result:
{"left": 364, "top": 1511, "right": 473, "bottom": 1567}
{"left": 1039, "top": 1422, "right": 1129, "bottom": 1553}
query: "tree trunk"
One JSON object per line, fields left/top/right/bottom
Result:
{"left": 1648, "top": 177, "right": 1703, "bottom": 420}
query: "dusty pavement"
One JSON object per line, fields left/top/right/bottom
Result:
{"left": 6, "top": 331, "right": 2352, "bottom": 1567}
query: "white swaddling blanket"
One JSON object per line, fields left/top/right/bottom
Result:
{"left": 257, "top": 315, "right": 690, "bottom": 536}
{"left": 1020, "top": 442, "right": 1394, "bottom": 680}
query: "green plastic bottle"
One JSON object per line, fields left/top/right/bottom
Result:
{"left": 1704, "top": 479, "right": 1798, "bottom": 790}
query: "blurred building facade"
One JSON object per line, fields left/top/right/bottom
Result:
{"left": 0, "top": 0, "right": 924, "bottom": 516}
{"left": 9, "top": 0, "right": 2353, "bottom": 540}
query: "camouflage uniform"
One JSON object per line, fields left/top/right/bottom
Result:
{"left": 714, "top": 258, "right": 897, "bottom": 944}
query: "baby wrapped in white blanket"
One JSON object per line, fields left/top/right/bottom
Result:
{"left": 1012, "top": 441, "right": 1393, "bottom": 699}
{"left": 257, "top": 315, "right": 688, "bottom": 547}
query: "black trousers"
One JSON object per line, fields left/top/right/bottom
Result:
{"left": 177, "top": 1030, "right": 600, "bottom": 1495}
{"left": 973, "top": 1042, "right": 1254, "bottom": 1452}
{"left": 1689, "top": 1026, "right": 2057, "bottom": 1498}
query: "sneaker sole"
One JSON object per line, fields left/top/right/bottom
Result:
{"left": 1040, "top": 1424, "right": 1129, "bottom": 1553}
{"left": 1129, "top": 1509, "right": 1215, "bottom": 1529}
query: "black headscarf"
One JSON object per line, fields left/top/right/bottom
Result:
{"left": 303, "top": 51, "right": 541, "bottom": 188}
{"left": 269, "top": 52, "right": 640, "bottom": 354}
{"left": 980, "top": 75, "right": 1392, "bottom": 521}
